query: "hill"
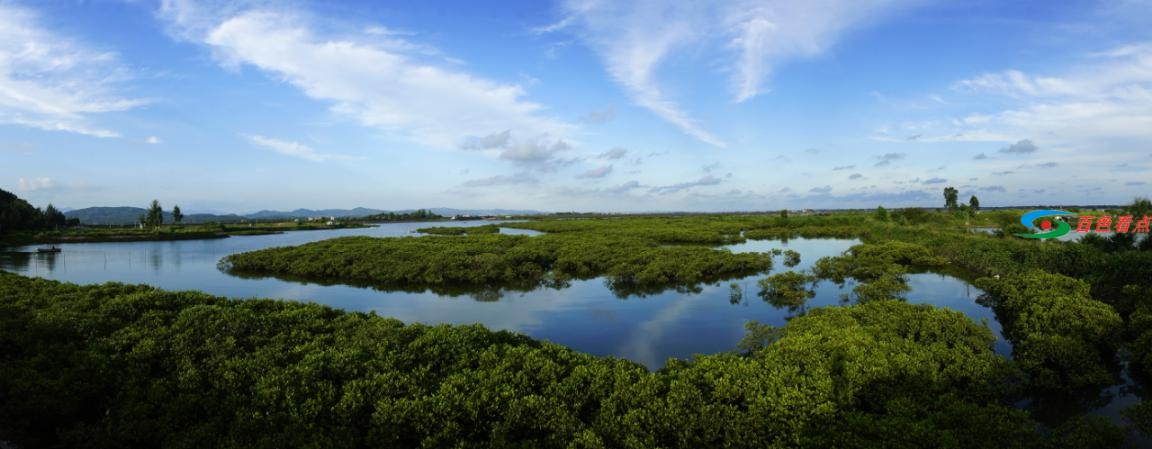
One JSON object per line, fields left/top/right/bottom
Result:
{"left": 65, "top": 207, "right": 245, "bottom": 225}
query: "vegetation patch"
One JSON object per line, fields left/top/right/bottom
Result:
{"left": 223, "top": 231, "right": 774, "bottom": 296}
{"left": 1, "top": 272, "right": 1073, "bottom": 448}
{"left": 416, "top": 224, "right": 501, "bottom": 235}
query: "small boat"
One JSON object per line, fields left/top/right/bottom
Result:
{"left": 37, "top": 246, "right": 62, "bottom": 254}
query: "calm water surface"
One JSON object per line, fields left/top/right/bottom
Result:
{"left": 2, "top": 221, "right": 1004, "bottom": 369}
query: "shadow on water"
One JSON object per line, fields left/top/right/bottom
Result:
{"left": 0, "top": 251, "right": 61, "bottom": 273}
{"left": 224, "top": 268, "right": 557, "bottom": 302}
{"left": 0, "top": 251, "right": 32, "bottom": 271}
{"left": 223, "top": 265, "right": 769, "bottom": 301}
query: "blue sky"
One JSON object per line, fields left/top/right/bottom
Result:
{"left": 2, "top": 0, "right": 1150, "bottom": 213}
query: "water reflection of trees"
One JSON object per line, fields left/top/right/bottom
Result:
{"left": 0, "top": 251, "right": 33, "bottom": 272}
{"left": 42, "top": 252, "right": 58, "bottom": 272}
{"left": 224, "top": 265, "right": 766, "bottom": 301}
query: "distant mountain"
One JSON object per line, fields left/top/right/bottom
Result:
{"left": 64, "top": 207, "right": 147, "bottom": 225}
{"left": 245, "top": 207, "right": 384, "bottom": 219}
{"left": 64, "top": 206, "right": 543, "bottom": 225}
{"left": 244, "top": 208, "right": 542, "bottom": 219}
{"left": 423, "top": 208, "right": 542, "bottom": 217}
{"left": 65, "top": 207, "right": 244, "bottom": 225}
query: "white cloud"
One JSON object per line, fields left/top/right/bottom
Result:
{"left": 551, "top": 1, "right": 724, "bottom": 146}
{"left": 0, "top": 3, "right": 146, "bottom": 137}
{"left": 999, "top": 139, "right": 1037, "bottom": 154}
{"left": 724, "top": 0, "right": 913, "bottom": 102}
{"left": 145, "top": 136, "right": 161, "bottom": 144}
{"left": 649, "top": 175, "right": 723, "bottom": 195}
{"left": 946, "top": 43, "right": 1152, "bottom": 149}
{"left": 577, "top": 164, "right": 613, "bottom": 179}
{"left": 17, "top": 177, "right": 55, "bottom": 192}
{"left": 459, "top": 172, "right": 539, "bottom": 188}
{"left": 499, "top": 139, "right": 571, "bottom": 164}
{"left": 874, "top": 152, "right": 906, "bottom": 166}
{"left": 552, "top": 0, "right": 917, "bottom": 145}
{"left": 161, "top": 1, "right": 571, "bottom": 149}
{"left": 243, "top": 134, "right": 343, "bottom": 162}
{"left": 461, "top": 130, "right": 512, "bottom": 150}
{"left": 461, "top": 130, "right": 575, "bottom": 171}
{"left": 597, "top": 147, "right": 628, "bottom": 160}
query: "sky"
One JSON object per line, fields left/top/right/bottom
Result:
{"left": 1, "top": 0, "right": 1150, "bottom": 213}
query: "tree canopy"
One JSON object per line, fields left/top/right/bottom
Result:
{"left": 944, "top": 186, "right": 959, "bottom": 210}
{"left": 0, "top": 188, "right": 76, "bottom": 233}
{"left": 0, "top": 272, "right": 1061, "bottom": 448}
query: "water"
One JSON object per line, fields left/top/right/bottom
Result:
{"left": 1, "top": 222, "right": 1004, "bottom": 369}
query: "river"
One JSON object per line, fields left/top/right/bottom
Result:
{"left": 1, "top": 220, "right": 1007, "bottom": 369}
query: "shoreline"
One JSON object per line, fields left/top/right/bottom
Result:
{"left": 0, "top": 222, "right": 377, "bottom": 246}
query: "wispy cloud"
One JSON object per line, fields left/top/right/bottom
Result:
{"left": 462, "top": 130, "right": 573, "bottom": 170}
{"left": 848, "top": 173, "right": 864, "bottom": 180}
{"left": 999, "top": 139, "right": 1037, "bottom": 154}
{"left": 0, "top": 2, "right": 147, "bottom": 138}
{"left": 577, "top": 164, "right": 613, "bottom": 179}
{"left": 536, "top": 2, "right": 724, "bottom": 147}
{"left": 724, "top": 0, "right": 919, "bottom": 102}
{"left": 874, "top": 152, "right": 906, "bottom": 167}
{"left": 833, "top": 165, "right": 856, "bottom": 171}
{"left": 944, "top": 43, "right": 1152, "bottom": 155}
{"left": 649, "top": 175, "right": 722, "bottom": 195}
{"left": 161, "top": 1, "right": 571, "bottom": 149}
{"left": 550, "top": 0, "right": 919, "bottom": 146}
{"left": 597, "top": 147, "right": 628, "bottom": 160}
{"left": 921, "top": 177, "right": 947, "bottom": 185}
{"left": 461, "top": 130, "right": 511, "bottom": 150}
{"left": 244, "top": 134, "right": 345, "bottom": 162}
{"left": 580, "top": 105, "right": 616, "bottom": 124}
{"left": 460, "top": 172, "right": 539, "bottom": 188}
{"left": 16, "top": 177, "right": 55, "bottom": 192}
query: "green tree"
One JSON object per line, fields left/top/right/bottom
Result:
{"left": 0, "top": 188, "right": 44, "bottom": 233}
{"left": 875, "top": 205, "right": 889, "bottom": 222}
{"left": 42, "top": 204, "right": 66, "bottom": 229}
{"left": 1126, "top": 197, "right": 1151, "bottom": 218}
{"left": 145, "top": 200, "right": 163, "bottom": 228}
{"left": 957, "top": 203, "right": 972, "bottom": 220}
{"left": 172, "top": 205, "right": 184, "bottom": 224}
{"left": 944, "top": 187, "right": 959, "bottom": 211}
{"left": 969, "top": 195, "right": 980, "bottom": 214}
{"left": 757, "top": 271, "right": 815, "bottom": 309}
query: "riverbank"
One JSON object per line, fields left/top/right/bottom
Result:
{"left": 0, "top": 222, "right": 374, "bottom": 246}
